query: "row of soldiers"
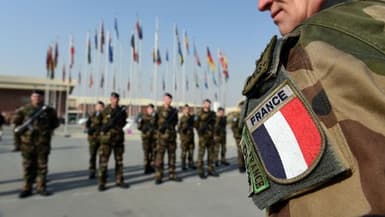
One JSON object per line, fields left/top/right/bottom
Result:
{"left": 11, "top": 89, "right": 245, "bottom": 198}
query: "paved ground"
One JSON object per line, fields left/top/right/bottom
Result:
{"left": 0, "top": 125, "right": 265, "bottom": 217}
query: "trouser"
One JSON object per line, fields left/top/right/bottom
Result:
{"left": 197, "top": 135, "right": 215, "bottom": 174}
{"left": 180, "top": 138, "right": 194, "bottom": 165}
{"left": 142, "top": 136, "right": 156, "bottom": 168}
{"left": 14, "top": 131, "right": 22, "bottom": 150}
{"left": 98, "top": 143, "right": 125, "bottom": 186}
{"left": 213, "top": 135, "right": 227, "bottom": 162}
{"left": 234, "top": 136, "right": 245, "bottom": 168}
{"left": 21, "top": 144, "right": 50, "bottom": 191}
{"left": 88, "top": 136, "right": 100, "bottom": 173}
{"left": 155, "top": 134, "right": 176, "bottom": 180}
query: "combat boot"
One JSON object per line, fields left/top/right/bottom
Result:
{"left": 18, "top": 190, "right": 32, "bottom": 199}
{"left": 221, "top": 160, "right": 230, "bottom": 166}
{"left": 155, "top": 179, "right": 162, "bottom": 185}
{"left": 239, "top": 165, "right": 246, "bottom": 173}
{"left": 169, "top": 174, "right": 182, "bottom": 182}
{"left": 215, "top": 161, "right": 220, "bottom": 167}
{"left": 89, "top": 171, "right": 96, "bottom": 179}
{"left": 116, "top": 182, "right": 130, "bottom": 189}
{"left": 37, "top": 189, "right": 52, "bottom": 197}
{"left": 98, "top": 184, "right": 107, "bottom": 191}
{"left": 188, "top": 162, "right": 197, "bottom": 170}
{"left": 181, "top": 162, "right": 187, "bottom": 171}
{"left": 208, "top": 170, "right": 219, "bottom": 177}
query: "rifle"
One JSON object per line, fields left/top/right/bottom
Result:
{"left": 14, "top": 105, "right": 48, "bottom": 135}
{"left": 159, "top": 108, "right": 178, "bottom": 133}
{"left": 101, "top": 106, "right": 127, "bottom": 133}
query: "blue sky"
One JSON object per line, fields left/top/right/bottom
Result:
{"left": 0, "top": 0, "right": 279, "bottom": 106}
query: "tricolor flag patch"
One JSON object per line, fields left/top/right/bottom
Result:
{"left": 246, "top": 81, "right": 324, "bottom": 184}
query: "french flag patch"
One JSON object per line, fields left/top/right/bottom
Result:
{"left": 246, "top": 82, "right": 324, "bottom": 184}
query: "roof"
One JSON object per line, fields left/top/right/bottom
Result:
{"left": 0, "top": 74, "right": 76, "bottom": 92}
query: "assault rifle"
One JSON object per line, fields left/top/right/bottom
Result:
{"left": 101, "top": 106, "right": 127, "bottom": 133}
{"left": 14, "top": 105, "right": 48, "bottom": 134}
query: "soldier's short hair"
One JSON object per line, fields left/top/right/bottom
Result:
{"left": 32, "top": 90, "right": 44, "bottom": 96}
{"left": 97, "top": 101, "right": 105, "bottom": 106}
{"left": 110, "top": 92, "right": 120, "bottom": 98}
{"left": 217, "top": 107, "right": 225, "bottom": 112}
{"left": 184, "top": 104, "right": 189, "bottom": 108}
{"left": 203, "top": 99, "right": 211, "bottom": 104}
{"left": 148, "top": 103, "right": 154, "bottom": 108}
{"left": 164, "top": 92, "right": 173, "bottom": 99}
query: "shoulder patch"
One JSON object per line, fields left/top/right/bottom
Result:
{"left": 245, "top": 80, "right": 325, "bottom": 184}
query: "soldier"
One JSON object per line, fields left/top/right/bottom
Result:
{"left": 137, "top": 104, "right": 158, "bottom": 174}
{"left": 12, "top": 90, "right": 59, "bottom": 198}
{"left": 213, "top": 107, "right": 229, "bottom": 167}
{"left": 194, "top": 99, "right": 218, "bottom": 179}
{"left": 12, "top": 109, "right": 22, "bottom": 151}
{"left": 229, "top": 102, "right": 245, "bottom": 173}
{"left": 241, "top": 0, "right": 385, "bottom": 216}
{"left": 178, "top": 104, "right": 196, "bottom": 171}
{"left": 155, "top": 93, "right": 181, "bottom": 184}
{"left": 98, "top": 92, "right": 129, "bottom": 191}
{"left": 85, "top": 101, "right": 104, "bottom": 179}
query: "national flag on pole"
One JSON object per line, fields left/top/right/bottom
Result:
{"left": 207, "top": 47, "right": 215, "bottom": 72}
{"left": 46, "top": 46, "right": 54, "bottom": 78}
{"left": 69, "top": 35, "right": 75, "bottom": 69}
{"left": 54, "top": 41, "right": 59, "bottom": 69}
{"left": 184, "top": 31, "right": 190, "bottom": 55}
{"left": 131, "top": 33, "right": 139, "bottom": 63}
{"left": 87, "top": 32, "right": 92, "bottom": 64}
{"left": 218, "top": 50, "right": 229, "bottom": 81}
{"left": 62, "top": 64, "right": 66, "bottom": 82}
{"left": 89, "top": 73, "right": 93, "bottom": 88}
{"left": 94, "top": 29, "right": 98, "bottom": 50}
{"left": 204, "top": 71, "right": 208, "bottom": 89}
{"left": 100, "top": 73, "right": 104, "bottom": 88}
{"left": 136, "top": 20, "right": 143, "bottom": 40}
{"left": 100, "top": 20, "right": 105, "bottom": 53}
{"left": 193, "top": 44, "right": 201, "bottom": 67}
{"left": 153, "top": 49, "right": 161, "bottom": 65}
{"left": 175, "top": 26, "right": 184, "bottom": 65}
{"left": 114, "top": 17, "right": 119, "bottom": 40}
{"left": 108, "top": 32, "right": 113, "bottom": 63}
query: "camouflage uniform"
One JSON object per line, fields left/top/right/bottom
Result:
{"left": 213, "top": 115, "right": 228, "bottom": 165}
{"left": 155, "top": 106, "right": 178, "bottom": 181}
{"left": 178, "top": 113, "right": 195, "bottom": 169}
{"left": 194, "top": 109, "right": 217, "bottom": 176}
{"left": 230, "top": 111, "right": 245, "bottom": 171}
{"left": 85, "top": 111, "right": 103, "bottom": 177}
{"left": 99, "top": 105, "right": 127, "bottom": 187}
{"left": 241, "top": 0, "right": 385, "bottom": 216}
{"left": 12, "top": 104, "right": 59, "bottom": 193}
{"left": 137, "top": 112, "right": 158, "bottom": 173}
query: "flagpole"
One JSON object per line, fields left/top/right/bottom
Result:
{"left": 153, "top": 16, "right": 159, "bottom": 105}
{"left": 138, "top": 18, "right": 143, "bottom": 113}
{"left": 128, "top": 31, "right": 135, "bottom": 118}
{"left": 172, "top": 24, "right": 178, "bottom": 102}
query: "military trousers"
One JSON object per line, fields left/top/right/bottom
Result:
{"left": 234, "top": 136, "right": 245, "bottom": 168}
{"left": 88, "top": 135, "right": 101, "bottom": 173}
{"left": 155, "top": 132, "right": 177, "bottom": 180}
{"left": 142, "top": 135, "right": 156, "bottom": 168}
{"left": 213, "top": 135, "right": 227, "bottom": 163}
{"left": 20, "top": 143, "right": 50, "bottom": 191}
{"left": 180, "top": 137, "right": 195, "bottom": 165}
{"left": 197, "top": 135, "right": 215, "bottom": 174}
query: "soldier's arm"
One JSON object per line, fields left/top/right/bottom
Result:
{"left": 49, "top": 108, "right": 60, "bottom": 129}
{"left": 12, "top": 107, "right": 24, "bottom": 126}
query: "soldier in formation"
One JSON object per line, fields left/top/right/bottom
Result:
{"left": 137, "top": 104, "right": 158, "bottom": 174}
{"left": 213, "top": 107, "right": 229, "bottom": 167}
{"left": 178, "top": 104, "right": 196, "bottom": 170}
{"left": 229, "top": 102, "right": 245, "bottom": 173}
{"left": 12, "top": 90, "right": 59, "bottom": 198}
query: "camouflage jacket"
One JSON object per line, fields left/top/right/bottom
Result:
{"left": 178, "top": 113, "right": 195, "bottom": 137}
{"left": 12, "top": 104, "right": 59, "bottom": 145}
{"left": 157, "top": 106, "right": 178, "bottom": 135}
{"left": 137, "top": 112, "right": 158, "bottom": 138}
{"left": 230, "top": 111, "right": 242, "bottom": 140}
{"left": 194, "top": 109, "right": 216, "bottom": 137}
{"left": 214, "top": 116, "right": 227, "bottom": 137}
{"left": 241, "top": 0, "right": 385, "bottom": 216}
{"left": 85, "top": 111, "right": 103, "bottom": 136}
{"left": 101, "top": 104, "right": 127, "bottom": 134}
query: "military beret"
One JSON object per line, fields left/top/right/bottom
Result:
{"left": 110, "top": 92, "right": 120, "bottom": 98}
{"left": 32, "top": 90, "right": 44, "bottom": 95}
{"left": 164, "top": 92, "right": 173, "bottom": 99}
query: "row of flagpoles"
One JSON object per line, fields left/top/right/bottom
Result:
{"left": 45, "top": 16, "right": 230, "bottom": 116}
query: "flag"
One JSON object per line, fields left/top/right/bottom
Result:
{"left": 165, "top": 49, "right": 169, "bottom": 62}
{"left": 153, "top": 49, "right": 161, "bottom": 65}
{"left": 46, "top": 46, "right": 54, "bottom": 78}
{"left": 89, "top": 73, "right": 93, "bottom": 88}
{"left": 87, "top": 32, "right": 91, "bottom": 64}
{"left": 131, "top": 33, "right": 139, "bottom": 62}
{"left": 193, "top": 44, "right": 201, "bottom": 67}
{"left": 194, "top": 71, "right": 199, "bottom": 88}
{"left": 184, "top": 31, "right": 190, "bottom": 55}
{"left": 54, "top": 41, "right": 59, "bottom": 69}
{"left": 204, "top": 71, "right": 208, "bottom": 89}
{"left": 114, "top": 17, "right": 119, "bottom": 40}
{"left": 69, "top": 35, "right": 75, "bottom": 69}
{"left": 94, "top": 29, "right": 98, "bottom": 50}
{"left": 136, "top": 20, "right": 143, "bottom": 40}
{"left": 108, "top": 32, "right": 113, "bottom": 63}
{"left": 100, "top": 20, "right": 105, "bottom": 53}
{"left": 100, "top": 73, "right": 104, "bottom": 88}
{"left": 62, "top": 64, "right": 66, "bottom": 82}
{"left": 175, "top": 26, "right": 184, "bottom": 65}
{"left": 207, "top": 47, "right": 215, "bottom": 72}
{"left": 218, "top": 50, "right": 229, "bottom": 81}
{"left": 78, "top": 70, "right": 81, "bottom": 85}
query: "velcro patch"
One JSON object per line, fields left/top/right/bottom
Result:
{"left": 245, "top": 81, "right": 325, "bottom": 184}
